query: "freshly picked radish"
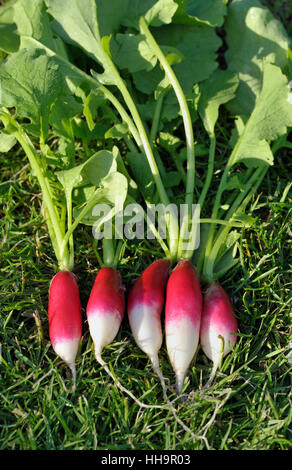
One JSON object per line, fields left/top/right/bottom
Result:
{"left": 127, "top": 259, "right": 171, "bottom": 395}
{"left": 200, "top": 282, "right": 238, "bottom": 389}
{"left": 48, "top": 270, "right": 82, "bottom": 388}
{"left": 165, "top": 259, "right": 202, "bottom": 394}
{"left": 86, "top": 267, "right": 125, "bottom": 362}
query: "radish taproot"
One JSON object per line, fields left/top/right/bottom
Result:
{"left": 165, "top": 259, "right": 202, "bottom": 393}
{"left": 48, "top": 270, "right": 82, "bottom": 388}
{"left": 87, "top": 267, "right": 125, "bottom": 362}
{"left": 128, "top": 259, "right": 171, "bottom": 395}
{"left": 200, "top": 282, "right": 238, "bottom": 388}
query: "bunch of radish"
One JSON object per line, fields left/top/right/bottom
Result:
{"left": 47, "top": 255, "right": 238, "bottom": 395}
{"left": 128, "top": 258, "right": 238, "bottom": 394}
{"left": 0, "top": 3, "right": 241, "bottom": 398}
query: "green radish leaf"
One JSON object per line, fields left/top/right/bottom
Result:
{"left": 225, "top": 0, "right": 290, "bottom": 116}
{"left": 0, "top": 22, "right": 20, "bottom": 53}
{"left": 45, "top": 0, "right": 103, "bottom": 62}
{"left": 214, "top": 230, "right": 241, "bottom": 276}
{"left": 73, "top": 172, "right": 128, "bottom": 226}
{"left": 111, "top": 146, "right": 139, "bottom": 200}
{"left": 72, "top": 117, "right": 108, "bottom": 142}
{"left": 0, "top": 132, "right": 17, "bottom": 152}
{"left": 111, "top": 33, "right": 157, "bottom": 73}
{"left": 105, "top": 122, "right": 130, "bottom": 141}
{"left": 158, "top": 132, "right": 181, "bottom": 153}
{"left": 81, "top": 150, "right": 117, "bottom": 186}
{"left": 223, "top": 230, "right": 241, "bottom": 251}
{"left": 174, "top": 0, "right": 227, "bottom": 27}
{"left": 0, "top": 48, "right": 67, "bottom": 141}
{"left": 222, "top": 175, "right": 246, "bottom": 192}
{"left": 100, "top": 171, "right": 128, "bottom": 207}
{"left": 14, "top": 0, "right": 57, "bottom": 51}
{"left": 57, "top": 149, "right": 116, "bottom": 193}
{"left": 198, "top": 70, "right": 239, "bottom": 136}
{"left": 133, "top": 23, "right": 221, "bottom": 97}
{"left": 50, "top": 94, "right": 83, "bottom": 165}
{"left": 213, "top": 248, "right": 239, "bottom": 280}
{"left": 46, "top": 0, "right": 178, "bottom": 69}
{"left": 73, "top": 185, "right": 96, "bottom": 207}
{"left": 126, "top": 151, "right": 158, "bottom": 204}
{"left": 57, "top": 165, "right": 84, "bottom": 196}
{"left": 121, "top": 0, "right": 178, "bottom": 29}
{"left": 2, "top": 0, "right": 67, "bottom": 56}
{"left": 230, "top": 63, "right": 292, "bottom": 168}
{"left": 163, "top": 170, "right": 181, "bottom": 188}
{"left": 83, "top": 89, "right": 109, "bottom": 131}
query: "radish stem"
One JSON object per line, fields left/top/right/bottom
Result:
{"left": 139, "top": 17, "right": 196, "bottom": 260}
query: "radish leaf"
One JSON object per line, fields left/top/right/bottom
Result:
{"left": 225, "top": 0, "right": 290, "bottom": 116}
{"left": 198, "top": 70, "right": 239, "bottom": 136}
{"left": 230, "top": 63, "right": 292, "bottom": 168}
{"left": 174, "top": 0, "right": 227, "bottom": 27}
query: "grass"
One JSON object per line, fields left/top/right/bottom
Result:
{"left": 0, "top": 0, "right": 292, "bottom": 452}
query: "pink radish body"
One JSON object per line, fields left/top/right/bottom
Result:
{"left": 165, "top": 259, "right": 202, "bottom": 393}
{"left": 200, "top": 282, "right": 238, "bottom": 387}
{"left": 86, "top": 267, "right": 125, "bottom": 361}
{"left": 48, "top": 270, "right": 82, "bottom": 384}
{"left": 127, "top": 259, "right": 171, "bottom": 380}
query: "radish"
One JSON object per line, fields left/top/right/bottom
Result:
{"left": 165, "top": 259, "right": 202, "bottom": 393}
{"left": 127, "top": 259, "right": 171, "bottom": 396}
{"left": 200, "top": 282, "right": 238, "bottom": 388}
{"left": 48, "top": 270, "right": 82, "bottom": 388}
{"left": 86, "top": 267, "right": 125, "bottom": 362}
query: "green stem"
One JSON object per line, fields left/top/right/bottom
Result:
{"left": 99, "top": 41, "right": 178, "bottom": 260}
{"left": 101, "top": 52, "right": 170, "bottom": 208}
{"left": 145, "top": 202, "right": 171, "bottom": 259}
{"left": 212, "top": 167, "right": 264, "bottom": 248}
{"left": 140, "top": 18, "right": 195, "bottom": 260}
{"left": 61, "top": 189, "right": 102, "bottom": 257}
{"left": 139, "top": 18, "right": 195, "bottom": 207}
{"left": 92, "top": 239, "right": 104, "bottom": 267}
{"left": 102, "top": 238, "right": 115, "bottom": 267}
{"left": 150, "top": 91, "right": 166, "bottom": 143}
{"left": 112, "top": 240, "right": 125, "bottom": 269}
{"left": 171, "top": 151, "right": 186, "bottom": 185}
{"left": 65, "top": 187, "right": 74, "bottom": 271}
{"left": 203, "top": 163, "right": 230, "bottom": 260}
{"left": 203, "top": 166, "right": 268, "bottom": 282}
{"left": 202, "top": 134, "right": 244, "bottom": 267}
{"left": 0, "top": 109, "right": 69, "bottom": 270}
{"left": 198, "top": 135, "right": 216, "bottom": 210}
{"left": 200, "top": 218, "right": 248, "bottom": 228}
{"left": 124, "top": 134, "right": 140, "bottom": 154}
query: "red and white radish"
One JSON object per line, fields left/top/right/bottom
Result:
{"left": 86, "top": 267, "right": 125, "bottom": 362}
{"left": 165, "top": 259, "right": 202, "bottom": 393}
{"left": 127, "top": 259, "right": 171, "bottom": 395}
{"left": 200, "top": 282, "right": 238, "bottom": 388}
{"left": 48, "top": 270, "right": 82, "bottom": 388}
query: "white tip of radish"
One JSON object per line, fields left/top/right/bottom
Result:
{"left": 128, "top": 303, "right": 162, "bottom": 359}
{"left": 201, "top": 328, "right": 231, "bottom": 365}
{"left": 175, "top": 372, "right": 186, "bottom": 394}
{"left": 52, "top": 337, "right": 80, "bottom": 390}
{"left": 52, "top": 337, "right": 80, "bottom": 367}
{"left": 166, "top": 316, "right": 200, "bottom": 394}
{"left": 88, "top": 310, "right": 122, "bottom": 358}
